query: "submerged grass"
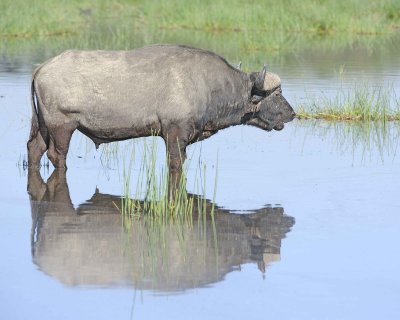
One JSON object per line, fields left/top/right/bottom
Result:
{"left": 117, "top": 139, "right": 220, "bottom": 291}
{"left": 120, "top": 137, "right": 217, "bottom": 226}
{"left": 297, "top": 84, "right": 400, "bottom": 122}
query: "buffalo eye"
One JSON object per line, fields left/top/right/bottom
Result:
{"left": 275, "top": 87, "right": 282, "bottom": 96}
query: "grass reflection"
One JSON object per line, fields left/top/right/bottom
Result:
{"left": 119, "top": 194, "right": 220, "bottom": 292}
{"left": 295, "top": 120, "right": 400, "bottom": 162}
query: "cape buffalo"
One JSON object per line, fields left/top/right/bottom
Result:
{"left": 27, "top": 44, "right": 295, "bottom": 180}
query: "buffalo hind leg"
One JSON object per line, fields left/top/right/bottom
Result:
{"left": 27, "top": 124, "right": 48, "bottom": 168}
{"left": 47, "top": 123, "right": 77, "bottom": 169}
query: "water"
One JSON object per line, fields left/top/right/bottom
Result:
{"left": 1, "top": 42, "right": 400, "bottom": 319}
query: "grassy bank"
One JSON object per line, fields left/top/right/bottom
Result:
{"left": 1, "top": 0, "right": 399, "bottom": 73}
{"left": 2, "top": 0, "right": 399, "bottom": 39}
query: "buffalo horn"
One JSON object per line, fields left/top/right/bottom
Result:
{"left": 254, "top": 65, "right": 267, "bottom": 90}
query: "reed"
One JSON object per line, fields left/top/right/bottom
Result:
{"left": 119, "top": 137, "right": 217, "bottom": 224}
{"left": 297, "top": 84, "right": 400, "bottom": 122}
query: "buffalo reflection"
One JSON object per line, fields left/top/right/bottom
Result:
{"left": 28, "top": 169, "right": 295, "bottom": 292}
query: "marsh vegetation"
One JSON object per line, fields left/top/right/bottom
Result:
{"left": 2, "top": 0, "right": 399, "bottom": 66}
{"left": 120, "top": 137, "right": 218, "bottom": 221}
{"left": 297, "top": 84, "right": 400, "bottom": 121}
{"left": 3, "top": 0, "right": 399, "bottom": 38}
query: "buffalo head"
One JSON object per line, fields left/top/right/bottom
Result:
{"left": 250, "top": 89, "right": 296, "bottom": 131}
{"left": 244, "top": 66, "right": 296, "bottom": 131}
{"left": 250, "top": 65, "right": 282, "bottom": 96}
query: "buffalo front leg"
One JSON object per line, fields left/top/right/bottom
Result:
{"left": 46, "top": 123, "right": 77, "bottom": 169}
{"left": 164, "top": 128, "right": 188, "bottom": 194}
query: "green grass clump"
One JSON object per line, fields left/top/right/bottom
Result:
{"left": 120, "top": 137, "right": 217, "bottom": 225}
{"left": 297, "top": 85, "right": 400, "bottom": 122}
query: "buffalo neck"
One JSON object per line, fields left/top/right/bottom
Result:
{"left": 210, "top": 99, "right": 251, "bottom": 132}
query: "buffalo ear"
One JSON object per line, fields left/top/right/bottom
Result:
{"left": 249, "top": 72, "right": 258, "bottom": 84}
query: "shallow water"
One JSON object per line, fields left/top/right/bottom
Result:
{"left": 1, "top": 43, "right": 400, "bottom": 319}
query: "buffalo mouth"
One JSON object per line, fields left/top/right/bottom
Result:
{"left": 246, "top": 117, "right": 286, "bottom": 131}
{"left": 273, "top": 122, "right": 284, "bottom": 131}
